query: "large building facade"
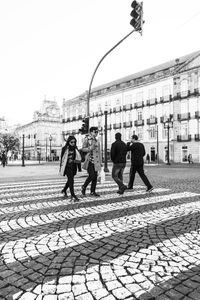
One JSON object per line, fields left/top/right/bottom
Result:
{"left": 15, "top": 99, "right": 63, "bottom": 161}
{"left": 62, "top": 50, "right": 200, "bottom": 163}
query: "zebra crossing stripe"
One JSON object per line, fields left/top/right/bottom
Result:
{"left": 0, "top": 191, "right": 198, "bottom": 232}
{"left": 1, "top": 191, "right": 200, "bottom": 264}
{"left": 0, "top": 187, "right": 167, "bottom": 213}
{"left": 0, "top": 184, "right": 144, "bottom": 203}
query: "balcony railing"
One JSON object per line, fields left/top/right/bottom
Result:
{"left": 146, "top": 98, "right": 157, "bottom": 106}
{"left": 177, "top": 113, "right": 190, "bottom": 121}
{"left": 113, "top": 107, "right": 122, "bottom": 113}
{"left": 134, "top": 120, "right": 144, "bottom": 126}
{"left": 134, "top": 101, "right": 144, "bottom": 108}
{"left": 147, "top": 117, "right": 157, "bottom": 125}
{"left": 107, "top": 124, "right": 112, "bottom": 130}
{"left": 160, "top": 114, "right": 173, "bottom": 123}
{"left": 177, "top": 134, "right": 191, "bottom": 142}
{"left": 123, "top": 121, "right": 132, "bottom": 128}
{"left": 113, "top": 123, "right": 122, "bottom": 129}
{"left": 160, "top": 95, "right": 172, "bottom": 103}
{"left": 123, "top": 104, "right": 132, "bottom": 111}
{"left": 195, "top": 111, "right": 200, "bottom": 118}
{"left": 190, "top": 88, "right": 199, "bottom": 96}
{"left": 195, "top": 134, "right": 200, "bottom": 141}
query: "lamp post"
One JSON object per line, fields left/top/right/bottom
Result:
{"left": 22, "top": 134, "right": 25, "bottom": 167}
{"left": 45, "top": 138, "right": 47, "bottom": 161}
{"left": 104, "top": 106, "right": 109, "bottom": 172}
{"left": 156, "top": 125, "right": 159, "bottom": 164}
{"left": 49, "top": 135, "right": 52, "bottom": 161}
{"left": 163, "top": 115, "right": 173, "bottom": 165}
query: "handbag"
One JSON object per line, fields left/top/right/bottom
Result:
{"left": 74, "top": 149, "right": 82, "bottom": 164}
{"left": 98, "top": 167, "right": 105, "bottom": 184}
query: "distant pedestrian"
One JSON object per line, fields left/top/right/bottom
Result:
{"left": 81, "top": 127, "right": 102, "bottom": 197}
{"left": 1, "top": 152, "right": 7, "bottom": 167}
{"left": 146, "top": 154, "right": 150, "bottom": 164}
{"left": 127, "top": 134, "right": 153, "bottom": 192}
{"left": 60, "top": 136, "right": 81, "bottom": 202}
{"left": 188, "top": 154, "right": 193, "bottom": 164}
{"left": 111, "top": 132, "right": 127, "bottom": 194}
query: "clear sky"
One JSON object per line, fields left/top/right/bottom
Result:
{"left": 0, "top": 0, "right": 200, "bottom": 125}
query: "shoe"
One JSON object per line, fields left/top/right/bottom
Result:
{"left": 71, "top": 195, "right": 79, "bottom": 202}
{"left": 61, "top": 189, "right": 67, "bottom": 196}
{"left": 81, "top": 185, "right": 86, "bottom": 196}
{"left": 127, "top": 187, "right": 133, "bottom": 190}
{"left": 146, "top": 187, "right": 153, "bottom": 193}
{"left": 90, "top": 192, "right": 100, "bottom": 197}
{"left": 117, "top": 185, "right": 127, "bottom": 195}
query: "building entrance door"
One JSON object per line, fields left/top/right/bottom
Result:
{"left": 151, "top": 147, "right": 155, "bottom": 162}
{"left": 182, "top": 146, "right": 188, "bottom": 163}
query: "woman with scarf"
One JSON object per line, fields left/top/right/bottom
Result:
{"left": 60, "top": 136, "right": 81, "bottom": 202}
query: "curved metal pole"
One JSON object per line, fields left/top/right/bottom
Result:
{"left": 87, "top": 29, "right": 136, "bottom": 126}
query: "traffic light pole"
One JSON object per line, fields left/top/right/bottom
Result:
{"left": 87, "top": 29, "right": 136, "bottom": 131}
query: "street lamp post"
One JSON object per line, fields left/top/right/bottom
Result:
{"left": 163, "top": 116, "right": 173, "bottom": 165}
{"left": 45, "top": 138, "right": 47, "bottom": 161}
{"left": 104, "top": 107, "right": 109, "bottom": 173}
{"left": 156, "top": 125, "right": 159, "bottom": 164}
{"left": 49, "top": 135, "right": 52, "bottom": 161}
{"left": 22, "top": 134, "right": 25, "bottom": 167}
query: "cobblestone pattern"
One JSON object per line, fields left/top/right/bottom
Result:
{"left": 0, "top": 171, "right": 200, "bottom": 300}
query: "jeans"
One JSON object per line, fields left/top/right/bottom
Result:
{"left": 128, "top": 164, "right": 152, "bottom": 189}
{"left": 83, "top": 161, "right": 98, "bottom": 193}
{"left": 112, "top": 163, "right": 126, "bottom": 190}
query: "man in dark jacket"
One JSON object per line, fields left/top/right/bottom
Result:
{"left": 127, "top": 134, "right": 153, "bottom": 192}
{"left": 111, "top": 132, "right": 127, "bottom": 194}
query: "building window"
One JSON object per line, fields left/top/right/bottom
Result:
{"left": 180, "top": 79, "right": 188, "bottom": 92}
{"left": 162, "top": 84, "right": 171, "bottom": 96}
{"left": 136, "top": 91, "right": 143, "bottom": 102}
{"left": 181, "top": 122, "right": 188, "bottom": 136}
{"left": 137, "top": 127, "right": 143, "bottom": 140}
{"left": 148, "top": 126, "right": 156, "bottom": 139}
{"left": 124, "top": 94, "right": 132, "bottom": 105}
{"left": 149, "top": 88, "right": 156, "bottom": 99}
{"left": 137, "top": 110, "right": 143, "bottom": 120}
{"left": 181, "top": 100, "right": 188, "bottom": 114}
{"left": 116, "top": 98, "right": 121, "bottom": 106}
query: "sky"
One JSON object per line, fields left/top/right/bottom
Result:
{"left": 0, "top": 0, "right": 200, "bottom": 125}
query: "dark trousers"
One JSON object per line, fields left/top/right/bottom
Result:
{"left": 128, "top": 164, "right": 152, "bottom": 189}
{"left": 112, "top": 163, "right": 126, "bottom": 190}
{"left": 83, "top": 161, "right": 98, "bottom": 193}
{"left": 63, "top": 167, "right": 76, "bottom": 197}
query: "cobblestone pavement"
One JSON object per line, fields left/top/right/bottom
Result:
{"left": 0, "top": 166, "right": 200, "bottom": 300}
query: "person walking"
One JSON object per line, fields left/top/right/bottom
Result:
{"left": 127, "top": 134, "right": 153, "bottom": 192}
{"left": 146, "top": 153, "right": 150, "bottom": 164}
{"left": 60, "top": 136, "right": 81, "bottom": 202}
{"left": 81, "top": 126, "right": 102, "bottom": 197}
{"left": 188, "top": 154, "right": 193, "bottom": 164}
{"left": 111, "top": 132, "right": 127, "bottom": 194}
{"left": 1, "top": 151, "right": 7, "bottom": 167}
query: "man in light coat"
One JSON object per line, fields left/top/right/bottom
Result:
{"left": 81, "top": 126, "right": 102, "bottom": 197}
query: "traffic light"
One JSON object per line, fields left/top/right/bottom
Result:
{"left": 130, "top": 1, "right": 143, "bottom": 32}
{"left": 79, "top": 117, "right": 89, "bottom": 134}
{"left": 28, "top": 134, "right": 30, "bottom": 139}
